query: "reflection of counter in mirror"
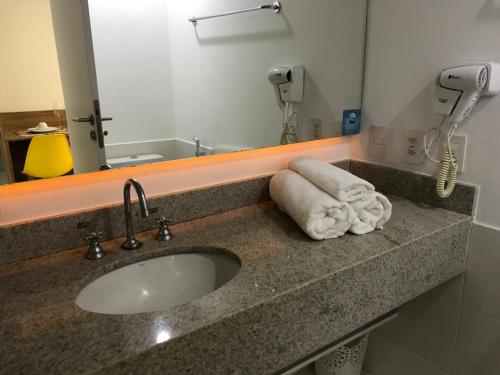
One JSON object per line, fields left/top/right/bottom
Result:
{"left": 0, "top": 110, "right": 70, "bottom": 184}
{"left": 3, "top": 0, "right": 367, "bottom": 186}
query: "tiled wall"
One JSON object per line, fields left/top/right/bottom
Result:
{"left": 363, "top": 223, "right": 500, "bottom": 375}
{"left": 454, "top": 224, "right": 500, "bottom": 374}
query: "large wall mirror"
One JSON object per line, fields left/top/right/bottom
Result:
{"left": 0, "top": 0, "right": 367, "bottom": 185}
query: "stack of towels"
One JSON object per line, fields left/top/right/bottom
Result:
{"left": 270, "top": 157, "right": 392, "bottom": 240}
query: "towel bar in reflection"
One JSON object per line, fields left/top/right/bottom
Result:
{"left": 188, "top": 1, "right": 281, "bottom": 25}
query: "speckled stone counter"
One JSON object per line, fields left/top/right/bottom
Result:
{"left": 0, "top": 197, "right": 471, "bottom": 375}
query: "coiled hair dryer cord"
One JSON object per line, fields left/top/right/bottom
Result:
{"left": 436, "top": 144, "right": 457, "bottom": 198}
{"left": 436, "top": 123, "right": 458, "bottom": 198}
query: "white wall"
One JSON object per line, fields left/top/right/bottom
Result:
{"left": 358, "top": 1, "right": 500, "bottom": 374}
{"left": 165, "top": 0, "right": 367, "bottom": 149}
{"left": 0, "top": 0, "right": 65, "bottom": 112}
{"left": 88, "top": 0, "right": 175, "bottom": 145}
{"left": 352, "top": 0, "right": 500, "bottom": 228}
{"left": 86, "top": 0, "right": 366, "bottom": 156}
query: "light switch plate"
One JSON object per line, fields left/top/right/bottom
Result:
{"left": 368, "top": 126, "right": 388, "bottom": 160}
{"left": 310, "top": 118, "right": 324, "bottom": 140}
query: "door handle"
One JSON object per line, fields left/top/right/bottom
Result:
{"left": 71, "top": 116, "right": 112, "bottom": 125}
{"left": 72, "top": 115, "right": 95, "bottom": 125}
{"left": 72, "top": 101, "right": 112, "bottom": 148}
{"left": 93, "top": 100, "right": 112, "bottom": 149}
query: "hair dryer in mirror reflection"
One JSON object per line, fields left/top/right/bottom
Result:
{"left": 267, "top": 65, "right": 304, "bottom": 145}
{"left": 426, "top": 61, "right": 500, "bottom": 198}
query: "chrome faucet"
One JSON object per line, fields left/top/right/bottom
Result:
{"left": 122, "top": 178, "right": 150, "bottom": 250}
{"left": 193, "top": 136, "right": 205, "bottom": 157}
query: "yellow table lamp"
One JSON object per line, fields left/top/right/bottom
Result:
{"left": 23, "top": 134, "right": 74, "bottom": 179}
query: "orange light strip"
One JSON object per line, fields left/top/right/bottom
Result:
{"left": 0, "top": 137, "right": 347, "bottom": 197}
{"left": 0, "top": 138, "right": 351, "bottom": 225}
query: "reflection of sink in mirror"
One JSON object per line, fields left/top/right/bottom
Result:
{"left": 76, "top": 250, "right": 241, "bottom": 315}
{"left": 107, "top": 154, "right": 165, "bottom": 169}
{"left": 105, "top": 138, "right": 210, "bottom": 167}
{"left": 105, "top": 139, "right": 252, "bottom": 168}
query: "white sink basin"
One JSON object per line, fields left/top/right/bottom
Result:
{"left": 76, "top": 250, "right": 240, "bottom": 315}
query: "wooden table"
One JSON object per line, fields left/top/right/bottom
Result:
{"left": 3, "top": 128, "right": 69, "bottom": 142}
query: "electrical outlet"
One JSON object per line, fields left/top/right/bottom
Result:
{"left": 448, "top": 134, "right": 467, "bottom": 173}
{"left": 402, "top": 129, "right": 425, "bottom": 165}
{"left": 310, "top": 118, "right": 323, "bottom": 140}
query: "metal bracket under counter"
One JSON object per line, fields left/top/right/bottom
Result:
{"left": 278, "top": 310, "right": 399, "bottom": 375}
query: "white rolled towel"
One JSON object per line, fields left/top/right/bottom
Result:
{"left": 289, "top": 157, "right": 375, "bottom": 203}
{"left": 349, "top": 192, "right": 392, "bottom": 235}
{"left": 270, "top": 169, "right": 356, "bottom": 240}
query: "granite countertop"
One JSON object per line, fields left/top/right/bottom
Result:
{"left": 0, "top": 196, "right": 471, "bottom": 375}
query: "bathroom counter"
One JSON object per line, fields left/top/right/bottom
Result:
{"left": 0, "top": 196, "right": 471, "bottom": 375}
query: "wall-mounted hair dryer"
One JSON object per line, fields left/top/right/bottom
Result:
{"left": 268, "top": 65, "right": 304, "bottom": 109}
{"left": 434, "top": 62, "right": 500, "bottom": 124}
{"left": 268, "top": 65, "right": 304, "bottom": 145}
{"left": 429, "top": 61, "right": 500, "bottom": 199}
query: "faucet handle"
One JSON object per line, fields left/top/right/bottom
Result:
{"left": 155, "top": 217, "right": 173, "bottom": 241}
{"left": 85, "top": 232, "right": 103, "bottom": 242}
{"left": 84, "top": 232, "right": 105, "bottom": 260}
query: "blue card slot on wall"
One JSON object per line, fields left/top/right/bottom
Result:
{"left": 342, "top": 109, "right": 362, "bottom": 136}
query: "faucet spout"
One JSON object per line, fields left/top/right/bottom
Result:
{"left": 193, "top": 136, "right": 201, "bottom": 157}
{"left": 122, "top": 178, "right": 150, "bottom": 250}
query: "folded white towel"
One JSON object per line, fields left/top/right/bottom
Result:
{"left": 270, "top": 169, "right": 356, "bottom": 240}
{"left": 289, "top": 157, "right": 375, "bottom": 203}
{"left": 349, "top": 192, "right": 392, "bottom": 235}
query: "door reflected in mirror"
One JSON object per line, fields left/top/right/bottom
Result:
{"left": 0, "top": 0, "right": 367, "bottom": 186}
